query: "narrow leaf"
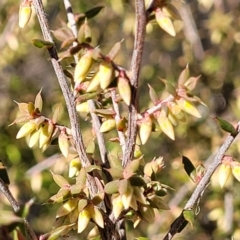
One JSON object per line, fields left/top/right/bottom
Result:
{"left": 215, "top": 117, "right": 237, "bottom": 136}
{"left": 32, "top": 39, "right": 54, "bottom": 49}
{"left": 85, "top": 6, "right": 105, "bottom": 19}
{"left": 51, "top": 171, "right": 69, "bottom": 188}
{"left": 148, "top": 84, "right": 158, "bottom": 104}
{"left": 34, "top": 88, "right": 43, "bottom": 112}
{"left": 183, "top": 210, "right": 195, "bottom": 228}
{"left": 182, "top": 155, "right": 196, "bottom": 181}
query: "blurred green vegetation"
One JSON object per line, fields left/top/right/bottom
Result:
{"left": 0, "top": 0, "right": 240, "bottom": 239}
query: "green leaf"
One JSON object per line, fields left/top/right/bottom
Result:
{"left": 78, "top": 199, "right": 88, "bottom": 212}
{"left": 125, "top": 159, "right": 141, "bottom": 174}
{"left": 72, "top": 168, "right": 87, "bottom": 193}
{"left": 178, "top": 65, "right": 190, "bottom": 86}
{"left": 160, "top": 78, "right": 176, "bottom": 96}
{"left": 182, "top": 155, "right": 197, "bottom": 182}
{"left": 94, "top": 109, "right": 115, "bottom": 117}
{"left": 51, "top": 171, "right": 69, "bottom": 188}
{"left": 183, "top": 209, "right": 195, "bottom": 228}
{"left": 86, "top": 140, "right": 95, "bottom": 154}
{"left": 135, "top": 237, "right": 150, "bottom": 240}
{"left": 104, "top": 180, "right": 120, "bottom": 194}
{"left": 105, "top": 168, "right": 123, "bottom": 179}
{"left": 32, "top": 39, "right": 54, "bottom": 49}
{"left": 215, "top": 117, "right": 238, "bottom": 136}
{"left": 76, "top": 6, "right": 105, "bottom": 24}
{"left": 86, "top": 165, "right": 102, "bottom": 173}
{"left": 128, "top": 176, "right": 146, "bottom": 187}
{"left": 43, "top": 223, "right": 75, "bottom": 240}
{"left": 148, "top": 196, "right": 170, "bottom": 210}
{"left": 49, "top": 189, "right": 71, "bottom": 203}
{"left": 85, "top": 6, "right": 105, "bottom": 19}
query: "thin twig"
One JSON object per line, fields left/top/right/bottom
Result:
{"left": 62, "top": 0, "right": 110, "bottom": 167}
{"left": 32, "top": 0, "right": 99, "bottom": 195}
{"left": 144, "top": 95, "right": 174, "bottom": 116}
{"left": 111, "top": 89, "right": 126, "bottom": 153}
{"left": 88, "top": 100, "right": 110, "bottom": 167}
{"left": 0, "top": 179, "right": 19, "bottom": 212}
{"left": 0, "top": 179, "right": 37, "bottom": 240}
{"left": 163, "top": 124, "right": 240, "bottom": 240}
{"left": 23, "top": 218, "right": 38, "bottom": 240}
{"left": 122, "top": 0, "right": 147, "bottom": 167}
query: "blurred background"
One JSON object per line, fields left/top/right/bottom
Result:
{"left": 0, "top": 0, "right": 240, "bottom": 239}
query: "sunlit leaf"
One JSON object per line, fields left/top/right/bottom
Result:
{"left": 231, "top": 161, "right": 240, "bottom": 182}
{"left": 148, "top": 84, "right": 159, "bottom": 104}
{"left": 183, "top": 210, "right": 195, "bottom": 228}
{"left": 105, "top": 180, "right": 120, "bottom": 194}
{"left": 107, "top": 39, "right": 124, "bottom": 61}
{"left": 218, "top": 163, "right": 231, "bottom": 188}
{"left": 34, "top": 88, "right": 43, "bottom": 113}
{"left": 51, "top": 171, "right": 69, "bottom": 188}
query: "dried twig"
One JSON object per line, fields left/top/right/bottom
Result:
{"left": 0, "top": 178, "right": 37, "bottom": 240}
{"left": 32, "top": 0, "right": 99, "bottom": 195}
{"left": 62, "top": 0, "right": 110, "bottom": 168}
{"left": 122, "top": 0, "right": 147, "bottom": 167}
{"left": 111, "top": 89, "right": 126, "bottom": 152}
{"left": 163, "top": 124, "right": 240, "bottom": 240}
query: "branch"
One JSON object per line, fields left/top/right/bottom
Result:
{"left": 122, "top": 0, "right": 147, "bottom": 167}
{"left": 62, "top": 0, "right": 110, "bottom": 168}
{"left": 0, "top": 179, "right": 20, "bottom": 212}
{"left": 32, "top": 0, "right": 99, "bottom": 195}
{"left": 163, "top": 123, "right": 240, "bottom": 240}
{"left": 0, "top": 179, "right": 37, "bottom": 240}
{"left": 111, "top": 89, "right": 126, "bottom": 152}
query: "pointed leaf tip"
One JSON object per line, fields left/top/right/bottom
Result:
{"left": 215, "top": 117, "right": 237, "bottom": 135}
